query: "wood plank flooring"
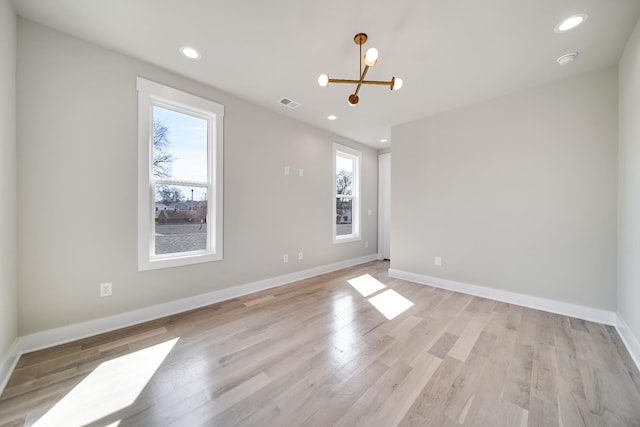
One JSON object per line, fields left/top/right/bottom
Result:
{"left": 1, "top": 261, "right": 639, "bottom": 426}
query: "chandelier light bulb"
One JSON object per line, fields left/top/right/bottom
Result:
{"left": 364, "top": 48, "right": 379, "bottom": 66}
{"left": 318, "top": 74, "right": 329, "bottom": 87}
{"left": 392, "top": 77, "right": 403, "bottom": 91}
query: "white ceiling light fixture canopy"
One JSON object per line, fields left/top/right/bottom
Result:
{"left": 556, "top": 52, "right": 578, "bottom": 65}
{"left": 317, "top": 33, "right": 403, "bottom": 106}
{"left": 555, "top": 14, "right": 588, "bottom": 33}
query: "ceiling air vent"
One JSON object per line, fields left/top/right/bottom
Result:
{"left": 278, "top": 97, "right": 301, "bottom": 109}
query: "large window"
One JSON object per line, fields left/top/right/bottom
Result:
{"left": 137, "top": 77, "right": 224, "bottom": 271}
{"left": 333, "top": 143, "right": 361, "bottom": 243}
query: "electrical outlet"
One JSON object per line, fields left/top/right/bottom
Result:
{"left": 299, "top": 169, "right": 304, "bottom": 177}
{"left": 283, "top": 254, "right": 289, "bottom": 263}
{"left": 365, "top": 241, "right": 369, "bottom": 248}
{"left": 298, "top": 252, "right": 303, "bottom": 260}
{"left": 100, "top": 282, "right": 112, "bottom": 297}
{"left": 435, "top": 256, "right": 442, "bottom": 266}
{"left": 284, "top": 166, "right": 290, "bottom": 176}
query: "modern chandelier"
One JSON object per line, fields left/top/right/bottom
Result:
{"left": 318, "top": 33, "right": 403, "bottom": 106}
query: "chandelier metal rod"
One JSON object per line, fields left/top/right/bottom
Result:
{"left": 328, "top": 78, "right": 393, "bottom": 86}
{"left": 353, "top": 65, "right": 370, "bottom": 97}
{"left": 359, "top": 36, "right": 363, "bottom": 76}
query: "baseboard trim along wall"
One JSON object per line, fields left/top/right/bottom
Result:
{"left": 0, "top": 339, "right": 19, "bottom": 396}
{"left": 0, "top": 254, "right": 377, "bottom": 395}
{"left": 388, "top": 269, "right": 617, "bottom": 325}
{"left": 389, "top": 268, "right": 640, "bottom": 371}
{"left": 616, "top": 315, "right": 640, "bottom": 372}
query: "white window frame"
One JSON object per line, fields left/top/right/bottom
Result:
{"left": 333, "top": 143, "right": 361, "bottom": 244}
{"left": 137, "top": 77, "right": 224, "bottom": 271}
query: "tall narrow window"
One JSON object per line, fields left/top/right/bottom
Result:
{"left": 137, "top": 78, "right": 224, "bottom": 270}
{"left": 333, "top": 143, "right": 361, "bottom": 243}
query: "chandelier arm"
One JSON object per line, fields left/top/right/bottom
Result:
{"left": 328, "top": 78, "right": 362, "bottom": 84}
{"left": 353, "top": 65, "right": 370, "bottom": 97}
{"left": 362, "top": 80, "right": 393, "bottom": 86}
{"left": 328, "top": 78, "right": 394, "bottom": 86}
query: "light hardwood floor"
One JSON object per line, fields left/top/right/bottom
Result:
{"left": 1, "top": 261, "right": 639, "bottom": 426}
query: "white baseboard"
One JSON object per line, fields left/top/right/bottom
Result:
{"left": 390, "top": 268, "right": 640, "bottom": 372}
{"left": 0, "top": 339, "right": 19, "bottom": 395}
{"left": 615, "top": 314, "right": 640, "bottom": 372}
{"left": 0, "top": 254, "right": 377, "bottom": 395}
{"left": 388, "top": 269, "right": 617, "bottom": 326}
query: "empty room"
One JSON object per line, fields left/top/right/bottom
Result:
{"left": 1, "top": 0, "right": 640, "bottom": 425}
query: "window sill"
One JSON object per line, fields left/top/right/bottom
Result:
{"left": 333, "top": 235, "right": 361, "bottom": 245}
{"left": 139, "top": 251, "right": 222, "bottom": 271}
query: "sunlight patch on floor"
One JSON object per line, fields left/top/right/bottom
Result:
{"left": 33, "top": 338, "right": 179, "bottom": 427}
{"left": 368, "top": 289, "right": 415, "bottom": 320}
{"left": 347, "top": 274, "right": 414, "bottom": 320}
{"left": 348, "top": 274, "right": 386, "bottom": 297}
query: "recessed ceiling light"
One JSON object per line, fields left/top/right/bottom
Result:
{"left": 327, "top": 115, "right": 337, "bottom": 121}
{"left": 180, "top": 46, "right": 201, "bottom": 59}
{"left": 555, "top": 14, "right": 588, "bottom": 33}
{"left": 556, "top": 52, "right": 578, "bottom": 65}
{"left": 380, "top": 138, "right": 388, "bottom": 143}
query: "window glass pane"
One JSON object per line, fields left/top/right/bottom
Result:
{"left": 155, "top": 184, "right": 208, "bottom": 255}
{"left": 336, "top": 156, "right": 353, "bottom": 196}
{"left": 152, "top": 106, "right": 208, "bottom": 182}
{"left": 332, "top": 144, "right": 360, "bottom": 244}
{"left": 336, "top": 197, "right": 352, "bottom": 236}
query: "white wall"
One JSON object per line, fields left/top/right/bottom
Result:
{"left": 391, "top": 67, "right": 618, "bottom": 310}
{"left": 377, "top": 153, "right": 391, "bottom": 260}
{"left": 0, "top": 0, "right": 18, "bottom": 367}
{"left": 16, "top": 19, "right": 378, "bottom": 335}
{"left": 618, "top": 18, "right": 640, "bottom": 345}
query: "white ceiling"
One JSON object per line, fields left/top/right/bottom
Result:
{"left": 11, "top": 0, "right": 640, "bottom": 149}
